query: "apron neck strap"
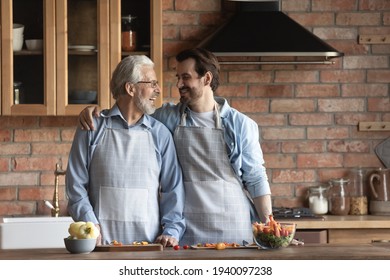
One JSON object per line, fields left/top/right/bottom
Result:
{"left": 179, "top": 102, "right": 221, "bottom": 129}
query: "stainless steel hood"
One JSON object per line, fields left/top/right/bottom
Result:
{"left": 198, "top": 0, "right": 344, "bottom": 64}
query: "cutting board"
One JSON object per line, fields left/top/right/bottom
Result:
{"left": 94, "top": 244, "right": 163, "bottom": 252}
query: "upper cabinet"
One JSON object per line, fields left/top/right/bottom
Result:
{"left": 0, "top": 0, "right": 162, "bottom": 116}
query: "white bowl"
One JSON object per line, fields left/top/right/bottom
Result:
{"left": 25, "top": 39, "right": 43, "bottom": 51}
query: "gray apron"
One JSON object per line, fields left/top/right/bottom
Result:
{"left": 89, "top": 118, "right": 160, "bottom": 245}
{"left": 174, "top": 104, "right": 253, "bottom": 245}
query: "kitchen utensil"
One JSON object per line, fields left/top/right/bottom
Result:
{"left": 369, "top": 168, "right": 390, "bottom": 201}
{"left": 328, "top": 178, "right": 351, "bottom": 215}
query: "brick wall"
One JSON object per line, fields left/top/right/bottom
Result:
{"left": 0, "top": 0, "right": 389, "bottom": 216}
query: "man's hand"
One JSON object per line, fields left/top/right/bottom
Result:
{"left": 78, "top": 106, "right": 100, "bottom": 131}
{"left": 155, "top": 235, "right": 178, "bottom": 247}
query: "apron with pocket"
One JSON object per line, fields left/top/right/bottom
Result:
{"left": 89, "top": 118, "right": 160, "bottom": 245}
{"left": 174, "top": 104, "right": 254, "bottom": 245}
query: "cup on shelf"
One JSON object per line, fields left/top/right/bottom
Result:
{"left": 13, "top": 23, "right": 25, "bottom": 51}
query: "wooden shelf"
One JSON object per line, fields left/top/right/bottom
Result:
{"left": 358, "top": 122, "right": 390, "bottom": 131}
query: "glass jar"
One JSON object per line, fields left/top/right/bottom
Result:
{"left": 308, "top": 186, "right": 329, "bottom": 215}
{"left": 13, "top": 81, "right": 25, "bottom": 104}
{"left": 348, "top": 168, "right": 368, "bottom": 215}
{"left": 328, "top": 178, "right": 350, "bottom": 215}
{"left": 121, "top": 15, "right": 137, "bottom": 51}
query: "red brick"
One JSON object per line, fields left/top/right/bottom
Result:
{"left": 230, "top": 99, "right": 269, "bottom": 113}
{"left": 163, "top": 12, "right": 198, "bottom": 25}
{"left": 0, "top": 116, "right": 38, "bottom": 129}
{"left": 296, "top": 84, "right": 340, "bottom": 98}
{"left": 282, "top": 141, "right": 325, "bottom": 153}
{"left": 289, "top": 113, "right": 333, "bottom": 125}
{"left": 0, "top": 158, "right": 10, "bottom": 172}
{"left": 342, "top": 84, "right": 389, "bottom": 97}
{"left": 12, "top": 157, "right": 59, "bottom": 172}
{"left": 318, "top": 169, "right": 349, "bottom": 182}
{"left": 312, "top": 0, "right": 357, "bottom": 11}
{"left": 269, "top": 184, "right": 294, "bottom": 197}
{"left": 61, "top": 129, "right": 77, "bottom": 142}
{"left": 343, "top": 56, "right": 389, "bottom": 69}
{"left": 359, "top": 0, "right": 390, "bottom": 10}
{"left": 19, "top": 186, "right": 66, "bottom": 201}
{"left": 0, "top": 201, "right": 36, "bottom": 216}
{"left": 272, "top": 169, "right": 316, "bottom": 183}
{"left": 228, "top": 71, "right": 272, "bottom": 83}
{"left": 199, "top": 12, "right": 229, "bottom": 26}
{"left": 249, "top": 85, "right": 293, "bottom": 98}
{"left": 162, "top": 0, "right": 174, "bottom": 10}
{"left": 372, "top": 45, "right": 390, "bottom": 55}
{"left": 175, "top": 0, "right": 220, "bottom": 12}
{"left": 0, "top": 188, "right": 17, "bottom": 200}
{"left": 40, "top": 171, "right": 66, "bottom": 186}
{"left": 39, "top": 116, "right": 77, "bottom": 127}
{"left": 336, "top": 13, "right": 381, "bottom": 26}
{"left": 307, "top": 127, "right": 349, "bottom": 139}
{"left": 327, "top": 140, "right": 370, "bottom": 153}
{"left": 261, "top": 142, "right": 281, "bottom": 153}
{"left": 0, "top": 143, "right": 30, "bottom": 155}
{"left": 367, "top": 70, "right": 390, "bottom": 83}
{"left": 263, "top": 154, "right": 296, "bottom": 168}
{"left": 367, "top": 97, "right": 390, "bottom": 112}
{"left": 163, "top": 26, "right": 179, "bottom": 40}
{"left": 262, "top": 128, "right": 305, "bottom": 140}
{"left": 0, "top": 172, "right": 38, "bottom": 186}
{"left": 274, "top": 70, "right": 318, "bottom": 83}
{"left": 272, "top": 197, "right": 304, "bottom": 208}
{"left": 32, "top": 143, "right": 72, "bottom": 155}
{"left": 251, "top": 114, "right": 286, "bottom": 127}
{"left": 271, "top": 99, "right": 315, "bottom": 113}
{"left": 318, "top": 98, "right": 365, "bottom": 112}
{"left": 334, "top": 113, "right": 380, "bottom": 125}
{"left": 0, "top": 130, "right": 12, "bottom": 142}
{"left": 297, "top": 154, "right": 344, "bottom": 168}
{"left": 217, "top": 85, "right": 247, "bottom": 97}
{"left": 14, "top": 129, "right": 60, "bottom": 142}
{"left": 282, "top": 0, "right": 310, "bottom": 12}
{"left": 344, "top": 154, "right": 383, "bottom": 168}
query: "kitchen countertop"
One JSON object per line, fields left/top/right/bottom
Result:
{"left": 280, "top": 215, "right": 390, "bottom": 229}
{"left": 1, "top": 243, "right": 390, "bottom": 260}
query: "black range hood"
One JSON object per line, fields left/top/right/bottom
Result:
{"left": 198, "top": 0, "right": 344, "bottom": 64}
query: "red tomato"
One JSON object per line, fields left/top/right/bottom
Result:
{"left": 173, "top": 245, "right": 180, "bottom": 250}
{"left": 183, "top": 245, "right": 189, "bottom": 250}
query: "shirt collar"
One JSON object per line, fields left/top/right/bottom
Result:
{"left": 101, "top": 103, "right": 153, "bottom": 129}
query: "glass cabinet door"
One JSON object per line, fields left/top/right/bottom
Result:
{"left": 1, "top": 0, "right": 56, "bottom": 115}
{"left": 109, "top": 0, "right": 162, "bottom": 108}
{"left": 56, "top": 0, "right": 110, "bottom": 115}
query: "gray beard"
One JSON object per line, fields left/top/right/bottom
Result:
{"left": 135, "top": 94, "right": 156, "bottom": 115}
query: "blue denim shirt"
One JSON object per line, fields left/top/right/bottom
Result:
{"left": 152, "top": 97, "right": 271, "bottom": 198}
{"left": 66, "top": 104, "right": 186, "bottom": 240}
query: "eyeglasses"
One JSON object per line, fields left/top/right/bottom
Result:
{"left": 137, "top": 80, "right": 159, "bottom": 88}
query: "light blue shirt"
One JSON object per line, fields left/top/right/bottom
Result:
{"left": 66, "top": 104, "right": 186, "bottom": 240}
{"left": 152, "top": 97, "right": 271, "bottom": 199}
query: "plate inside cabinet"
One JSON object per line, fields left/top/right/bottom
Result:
{"left": 68, "top": 45, "right": 96, "bottom": 51}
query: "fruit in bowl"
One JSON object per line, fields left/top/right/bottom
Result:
{"left": 252, "top": 215, "right": 296, "bottom": 249}
{"left": 64, "top": 221, "right": 100, "bottom": 254}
